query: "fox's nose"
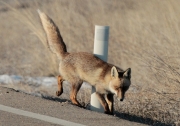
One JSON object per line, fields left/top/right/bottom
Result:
{"left": 120, "top": 98, "right": 124, "bottom": 101}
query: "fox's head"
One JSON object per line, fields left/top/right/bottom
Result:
{"left": 109, "top": 66, "right": 131, "bottom": 101}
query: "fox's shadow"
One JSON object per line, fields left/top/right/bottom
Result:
{"left": 41, "top": 95, "right": 70, "bottom": 103}
{"left": 114, "top": 111, "right": 171, "bottom": 126}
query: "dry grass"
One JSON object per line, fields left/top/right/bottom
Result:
{"left": 0, "top": 0, "right": 179, "bottom": 125}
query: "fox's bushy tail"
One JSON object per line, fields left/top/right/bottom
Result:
{"left": 38, "top": 10, "right": 67, "bottom": 60}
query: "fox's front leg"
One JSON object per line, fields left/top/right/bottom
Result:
{"left": 56, "top": 75, "right": 64, "bottom": 96}
{"left": 95, "top": 92, "right": 111, "bottom": 114}
{"left": 105, "top": 94, "right": 114, "bottom": 115}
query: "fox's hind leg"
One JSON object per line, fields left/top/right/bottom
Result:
{"left": 70, "top": 80, "right": 83, "bottom": 107}
{"left": 105, "top": 94, "right": 114, "bottom": 115}
{"left": 56, "top": 75, "right": 64, "bottom": 96}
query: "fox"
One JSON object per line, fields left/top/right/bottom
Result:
{"left": 38, "top": 10, "right": 131, "bottom": 115}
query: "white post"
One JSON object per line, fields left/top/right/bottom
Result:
{"left": 90, "top": 25, "right": 109, "bottom": 113}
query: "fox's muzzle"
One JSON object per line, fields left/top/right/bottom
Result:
{"left": 120, "top": 91, "right": 125, "bottom": 101}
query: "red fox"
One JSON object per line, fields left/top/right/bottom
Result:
{"left": 38, "top": 10, "right": 131, "bottom": 115}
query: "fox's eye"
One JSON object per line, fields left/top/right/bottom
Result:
{"left": 114, "top": 86, "right": 121, "bottom": 91}
{"left": 116, "top": 88, "right": 119, "bottom": 90}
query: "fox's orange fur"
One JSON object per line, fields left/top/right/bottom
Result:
{"left": 38, "top": 10, "right": 131, "bottom": 115}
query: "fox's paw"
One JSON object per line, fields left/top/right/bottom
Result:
{"left": 104, "top": 111, "right": 114, "bottom": 115}
{"left": 56, "top": 90, "right": 63, "bottom": 96}
{"left": 81, "top": 102, "right": 86, "bottom": 108}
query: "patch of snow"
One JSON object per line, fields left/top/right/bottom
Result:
{"left": 0, "top": 74, "right": 91, "bottom": 88}
{"left": 0, "top": 75, "right": 13, "bottom": 84}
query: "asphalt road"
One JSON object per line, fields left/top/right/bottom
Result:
{"left": 0, "top": 86, "right": 146, "bottom": 126}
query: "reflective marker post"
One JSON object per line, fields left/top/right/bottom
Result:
{"left": 90, "top": 25, "right": 110, "bottom": 113}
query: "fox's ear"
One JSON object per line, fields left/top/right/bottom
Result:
{"left": 123, "top": 68, "right": 131, "bottom": 79}
{"left": 111, "top": 66, "right": 118, "bottom": 78}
